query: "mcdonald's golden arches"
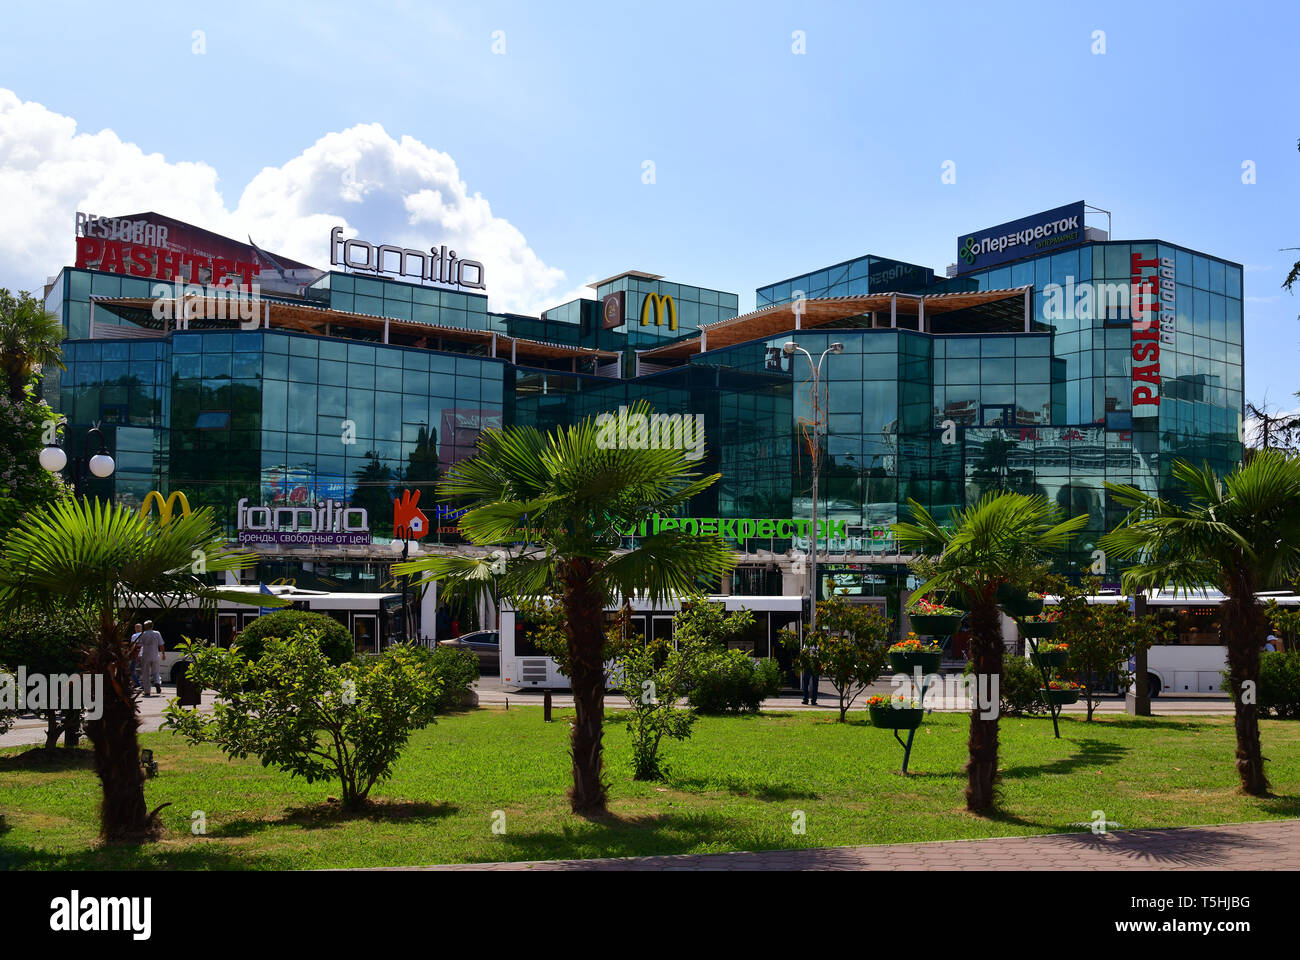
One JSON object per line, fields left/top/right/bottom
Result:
{"left": 640, "top": 292, "right": 677, "bottom": 331}
{"left": 139, "top": 490, "right": 192, "bottom": 526}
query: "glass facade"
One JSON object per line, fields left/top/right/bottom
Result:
{"left": 43, "top": 217, "right": 1244, "bottom": 588}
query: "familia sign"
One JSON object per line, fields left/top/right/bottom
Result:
{"left": 236, "top": 498, "right": 371, "bottom": 546}
{"left": 329, "top": 227, "right": 485, "bottom": 291}
{"left": 956, "top": 201, "right": 1085, "bottom": 273}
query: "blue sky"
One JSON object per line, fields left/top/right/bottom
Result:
{"left": 1, "top": 0, "right": 1296, "bottom": 407}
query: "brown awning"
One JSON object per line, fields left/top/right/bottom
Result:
{"left": 91, "top": 296, "right": 619, "bottom": 362}
{"left": 638, "top": 287, "right": 1031, "bottom": 361}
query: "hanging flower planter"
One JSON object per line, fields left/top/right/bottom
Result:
{"left": 997, "top": 586, "right": 1044, "bottom": 618}
{"left": 1041, "top": 682, "right": 1081, "bottom": 706}
{"left": 1032, "top": 641, "right": 1069, "bottom": 668}
{"left": 888, "top": 634, "right": 943, "bottom": 673}
{"left": 867, "top": 695, "right": 925, "bottom": 730}
{"left": 1019, "top": 620, "right": 1060, "bottom": 639}
{"left": 907, "top": 597, "right": 965, "bottom": 637}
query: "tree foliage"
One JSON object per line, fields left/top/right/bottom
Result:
{"left": 893, "top": 491, "right": 1086, "bottom": 813}
{"left": 0, "top": 496, "right": 282, "bottom": 841}
{"left": 1044, "top": 576, "right": 1168, "bottom": 720}
{"left": 1100, "top": 452, "right": 1300, "bottom": 796}
{"left": 165, "top": 627, "right": 442, "bottom": 810}
{"left": 234, "top": 610, "right": 354, "bottom": 665}
{"left": 781, "top": 593, "right": 893, "bottom": 722}
{"left": 395, "top": 401, "right": 737, "bottom": 814}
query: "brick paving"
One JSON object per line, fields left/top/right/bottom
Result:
{"left": 400, "top": 818, "right": 1300, "bottom": 871}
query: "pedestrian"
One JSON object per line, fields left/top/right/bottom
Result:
{"left": 1265, "top": 633, "right": 1278, "bottom": 652}
{"left": 138, "top": 620, "right": 165, "bottom": 697}
{"left": 436, "top": 602, "right": 451, "bottom": 643}
{"left": 801, "top": 642, "right": 820, "bottom": 706}
{"left": 129, "top": 622, "right": 143, "bottom": 690}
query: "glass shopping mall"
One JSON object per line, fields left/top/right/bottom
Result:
{"left": 42, "top": 203, "right": 1244, "bottom": 624}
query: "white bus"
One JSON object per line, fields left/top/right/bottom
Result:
{"left": 1036, "top": 590, "right": 1299, "bottom": 697}
{"left": 132, "top": 585, "right": 406, "bottom": 682}
{"left": 499, "top": 595, "right": 804, "bottom": 691}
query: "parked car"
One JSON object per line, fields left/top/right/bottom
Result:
{"left": 440, "top": 631, "right": 499, "bottom": 674}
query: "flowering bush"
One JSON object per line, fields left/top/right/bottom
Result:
{"left": 1037, "top": 641, "right": 1069, "bottom": 654}
{"left": 1025, "top": 606, "right": 1063, "bottom": 623}
{"left": 889, "top": 631, "right": 942, "bottom": 653}
{"left": 1045, "top": 679, "right": 1082, "bottom": 690}
{"left": 866, "top": 693, "right": 920, "bottom": 709}
{"left": 907, "top": 597, "right": 963, "bottom": 617}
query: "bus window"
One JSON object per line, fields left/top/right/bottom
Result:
{"left": 652, "top": 616, "right": 673, "bottom": 647}
{"left": 514, "top": 618, "right": 548, "bottom": 657}
{"left": 217, "top": 613, "right": 239, "bottom": 648}
{"left": 353, "top": 615, "right": 378, "bottom": 655}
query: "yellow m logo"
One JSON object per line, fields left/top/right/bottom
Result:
{"left": 140, "top": 490, "right": 192, "bottom": 526}
{"left": 640, "top": 292, "right": 677, "bottom": 331}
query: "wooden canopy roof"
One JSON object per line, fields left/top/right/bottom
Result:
{"left": 637, "top": 287, "right": 1031, "bottom": 361}
{"left": 90, "top": 296, "right": 619, "bottom": 362}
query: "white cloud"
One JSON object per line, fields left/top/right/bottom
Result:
{"left": 0, "top": 89, "right": 578, "bottom": 316}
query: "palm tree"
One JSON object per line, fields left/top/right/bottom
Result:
{"left": 396, "top": 402, "right": 736, "bottom": 814}
{"left": 892, "top": 492, "right": 1087, "bottom": 812}
{"left": 0, "top": 497, "right": 278, "bottom": 840}
{"left": 1099, "top": 454, "right": 1300, "bottom": 796}
{"left": 0, "top": 288, "right": 64, "bottom": 403}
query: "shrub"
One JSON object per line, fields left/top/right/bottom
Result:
{"left": 997, "top": 655, "right": 1048, "bottom": 717}
{"left": 0, "top": 604, "right": 95, "bottom": 751}
{"left": 689, "top": 649, "right": 782, "bottom": 714}
{"left": 1245, "top": 651, "right": 1300, "bottom": 718}
{"left": 619, "top": 637, "right": 705, "bottom": 780}
{"left": 165, "top": 626, "right": 441, "bottom": 810}
{"left": 233, "top": 610, "right": 353, "bottom": 665}
{"left": 427, "top": 645, "right": 479, "bottom": 712}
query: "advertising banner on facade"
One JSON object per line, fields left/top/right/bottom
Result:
{"left": 956, "top": 202, "right": 1086, "bottom": 274}
{"left": 75, "top": 211, "right": 324, "bottom": 297}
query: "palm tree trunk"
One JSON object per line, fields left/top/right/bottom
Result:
{"left": 85, "top": 611, "right": 154, "bottom": 841}
{"left": 1224, "top": 592, "right": 1270, "bottom": 796}
{"left": 966, "top": 597, "right": 1004, "bottom": 813}
{"left": 561, "top": 559, "right": 608, "bottom": 815}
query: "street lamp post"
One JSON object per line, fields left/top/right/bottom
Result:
{"left": 782, "top": 340, "right": 843, "bottom": 636}
{"left": 40, "top": 422, "right": 115, "bottom": 495}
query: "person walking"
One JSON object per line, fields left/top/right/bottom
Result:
{"left": 138, "top": 620, "right": 165, "bottom": 697}
{"left": 801, "top": 640, "right": 820, "bottom": 706}
{"left": 129, "top": 622, "right": 143, "bottom": 690}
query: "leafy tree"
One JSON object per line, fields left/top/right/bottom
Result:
{"left": 234, "top": 610, "right": 353, "bottom": 665}
{"left": 396, "top": 401, "right": 736, "bottom": 814}
{"left": 0, "top": 497, "right": 278, "bottom": 841}
{"left": 781, "top": 593, "right": 892, "bottom": 722}
{"left": 892, "top": 492, "right": 1086, "bottom": 813}
{"left": 0, "top": 288, "right": 64, "bottom": 404}
{"left": 0, "top": 604, "right": 96, "bottom": 751}
{"left": 619, "top": 635, "right": 705, "bottom": 781}
{"left": 165, "top": 627, "right": 441, "bottom": 811}
{"left": 0, "top": 385, "right": 69, "bottom": 539}
{"left": 1265, "top": 599, "right": 1300, "bottom": 650}
{"left": 688, "top": 651, "right": 783, "bottom": 714}
{"left": 1045, "top": 577, "right": 1167, "bottom": 721}
{"left": 1100, "top": 453, "right": 1300, "bottom": 796}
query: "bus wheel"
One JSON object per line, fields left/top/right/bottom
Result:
{"left": 1148, "top": 675, "right": 1162, "bottom": 698}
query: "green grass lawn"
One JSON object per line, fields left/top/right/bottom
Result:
{"left": 3, "top": 707, "right": 1299, "bottom": 869}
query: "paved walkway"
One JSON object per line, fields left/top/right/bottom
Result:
{"left": 0, "top": 678, "right": 1232, "bottom": 748}
{"left": 0, "top": 684, "right": 216, "bottom": 749}
{"left": 396, "top": 819, "right": 1300, "bottom": 871}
